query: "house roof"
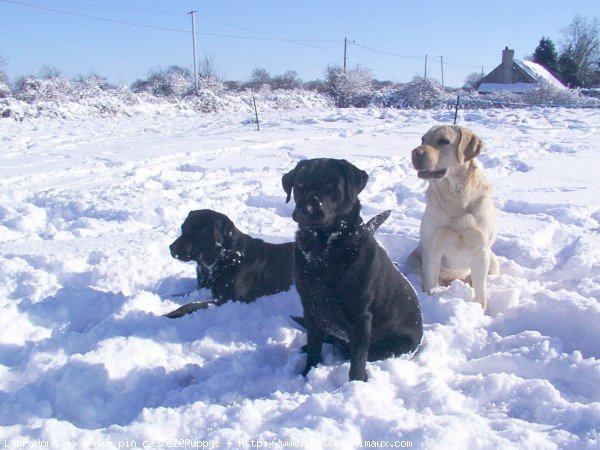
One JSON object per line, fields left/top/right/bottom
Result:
{"left": 478, "top": 47, "right": 565, "bottom": 93}
{"left": 516, "top": 60, "right": 565, "bottom": 89}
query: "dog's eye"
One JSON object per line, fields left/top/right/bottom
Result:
{"left": 438, "top": 138, "right": 451, "bottom": 145}
{"left": 296, "top": 182, "right": 304, "bottom": 189}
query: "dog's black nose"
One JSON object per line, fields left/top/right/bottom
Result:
{"left": 294, "top": 195, "right": 325, "bottom": 224}
{"left": 302, "top": 202, "right": 314, "bottom": 215}
{"left": 169, "top": 243, "right": 179, "bottom": 258}
{"left": 170, "top": 239, "right": 193, "bottom": 261}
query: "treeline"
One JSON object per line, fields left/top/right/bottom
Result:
{"left": 531, "top": 16, "right": 599, "bottom": 88}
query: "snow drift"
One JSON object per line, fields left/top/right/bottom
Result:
{"left": 0, "top": 104, "right": 599, "bottom": 449}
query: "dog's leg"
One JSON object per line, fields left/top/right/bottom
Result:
{"left": 488, "top": 251, "right": 500, "bottom": 276}
{"left": 405, "top": 245, "right": 423, "bottom": 276}
{"left": 302, "top": 314, "right": 325, "bottom": 377}
{"left": 421, "top": 244, "right": 442, "bottom": 295}
{"left": 470, "top": 250, "right": 490, "bottom": 311}
{"left": 196, "top": 265, "right": 210, "bottom": 290}
{"left": 348, "top": 311, "right": 372, "bottom": 382}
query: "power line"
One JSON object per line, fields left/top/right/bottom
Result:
{"left": 350, "top": 41, "right": 424, "bottom": 61}
{"left": 351, "top": 40, "right": 495, "bottom": 71}
{"left": 2, "top": 0, "right": 494, "bottom": 80}
{"left": 195, "top": 14, "right": 286, "bottom": 37}
{"left": 1, "top": 0, "right": 190, "bottom": 34}
{"left": 12, "top": 0, "right": 184, "bottom": 15}
{"left": 0, "top": 0, "right": 340, "bottom": 50}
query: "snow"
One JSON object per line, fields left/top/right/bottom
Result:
{"left": 517, "top": 60, "right": 565, "bottom": 90}
{"left": 478, "top": 82, "right": 539, "bottom": 93}
{"left": 1, "top": 103, "right": 599, "bottom": 449}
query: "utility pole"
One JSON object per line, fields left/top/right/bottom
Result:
{"left": 343, "top": 37, "right": 348, "bottom": 72}
{"left": 188, "top": 10, "right": 199, "bottom": 96}
{"left": 424, "top": 54, "right": 428, "bottom": 80}
{"left": 440, "top": 56, "right": 444, "bottom": 86}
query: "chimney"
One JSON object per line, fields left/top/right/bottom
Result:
{"left": 502, "top": 46, "right": 514, "bottom": 84}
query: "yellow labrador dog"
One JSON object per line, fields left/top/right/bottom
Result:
{"left": 407, "top": 125, "right": 499, "bottom": 310}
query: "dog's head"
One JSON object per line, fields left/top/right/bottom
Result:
{"left": 282, "top": 158, "right": 368, "bottom": 228}
{"left": 169, "top": 209, "right": 237, "bottom": 265}
{"left": 411, "top": 125, "right": 484, "bottom": 180}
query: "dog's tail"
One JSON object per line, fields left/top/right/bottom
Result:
{"left": 163, "top": 299, "right": 224, "bottom": 318}
{"left": 365, "top": 209, "right": 391, "bottom": 234}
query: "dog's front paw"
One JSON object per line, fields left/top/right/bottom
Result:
{"left": 349, "top": 372, "right": 368, "bottom": 382}
{"left": 423, "top": 282, "right": 438, "bottom": 295}
{"left": 302, "top": 364, "right": 314, "bottom": 378}
{"left": 473, "top": 296, "right": 488, "bottom": 313}
{"left": 349, "top": 366, "right": 368, "bottom": 382}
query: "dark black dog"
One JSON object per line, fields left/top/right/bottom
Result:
{"left": 166, "top": 208, "right": 392, "bottom": 319}
{"left": 282, "top": 158, "right": 423, "bottom": 382}
{"left": 167, "top": 209, "right": 294, "bottom": 318}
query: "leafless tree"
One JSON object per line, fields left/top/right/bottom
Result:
{"left": 560, "top": 16, "right": 600, "bottom": 87}
{"left": 271, "top": 70, "right": 302, "bottom": 90}
{"left": 0, "top": 56, "right": 9, "bottom": 98}
{"left": 198, "top": 54, "right": 225, "bottom": 93}
{"left": 463, "top": 72, "right": 484, "bottom": 91}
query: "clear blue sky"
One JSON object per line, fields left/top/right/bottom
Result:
{"left": 0, "top": 0, "right": 597, "bottom": 88}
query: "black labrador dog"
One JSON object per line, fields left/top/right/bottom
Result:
{"left": 282, "top": 158, "right": 423, "bottom": 382}
{"left": 166, "top": 209, "right": 294, "bottom": 318}
{"left": 166, "top": 208, "right": 392, "bottom": 318}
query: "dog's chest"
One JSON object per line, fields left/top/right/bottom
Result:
{"left": 296, "top": 229, "right": 360, "bottom": 269}
{"left": 295, "top": 230, "right": 366, "bottom": 342}
{"left": 301, "top": 285, "right": 352, "bottom": 341}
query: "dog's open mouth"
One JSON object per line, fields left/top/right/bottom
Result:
{"left": 417, "top": 169, "right": 447, "bottom": 179}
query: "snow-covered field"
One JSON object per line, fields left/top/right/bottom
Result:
{"left": 1, "top": 104, "right": 599, "bottom": 449}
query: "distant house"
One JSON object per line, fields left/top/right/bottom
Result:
{"left": 478, "top": 47, "right": 565, "bottom": 93}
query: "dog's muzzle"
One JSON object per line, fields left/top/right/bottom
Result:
{"left": 412, "top": 146, "right": 447, "bottom": 179}
{"left": 169, "top": 238, "right": 194, "bottom": 262}
{"left": 293, "top": 195, "right": 325, "bottom": 225}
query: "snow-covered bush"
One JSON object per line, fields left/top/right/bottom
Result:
{"left": 251, "top": 89, "right": 332, "bottom": 110}
{"left": 4, "top": 73, "right": 152, "bottom": 119}
{"left": 0, "top": 73, "right": 9, "bottom": 99}
{"left": 0, "top": 57, "right": 8, "bottom": 98}
{"left": 0, "top": 83, "right": 9, "bottom": 99}
{"left": 3, "top": 65, "right": 598, "bottom": 121}
{"left": 186, "top": 89, "right": 230, "bottom": 113}
{"left": 199, "top": 76, "right": 226, "bottom": 96}
{"left": 523, "top": 79, "right": 591, "bottom": 105}
{"left": 132, "top": 66, "right": 193, "bottom": 98}
{"left": 458, "top": 82, "right": 600, "bottom": 109}
{"left": 375, "top": 77, "right": 455, "bottom": 109}
{"left": 14, "top": 76, "right": 76, "bottom": 103}
{"left": 326, "top": 65, "right": 373, "bottom": 107}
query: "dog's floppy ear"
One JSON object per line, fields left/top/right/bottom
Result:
{"left": 282, "top": 163, "right": 302, "bottom": 203}
{"left": 181, "top": 210, "right": 201, "bottom": 230}
{"left": 457, "top": 127, "right": 484, "bottom": 164}
{"left": 212, "top": 212, "right": 237, "bottom": 244}
{"left": 339, "top": 159, "right": 369, "bottom": 200}
{"left": 185, "top": 210, "right": 201, "bottom": 221}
